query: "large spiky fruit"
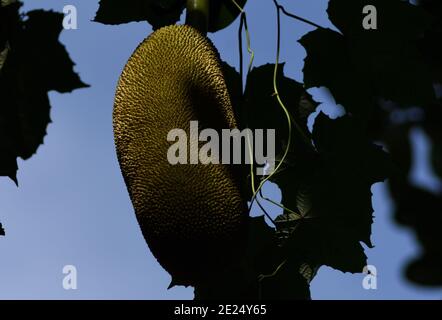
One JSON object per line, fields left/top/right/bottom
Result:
{"left": 113, "top": 25, "right": 248, "bottom": 286}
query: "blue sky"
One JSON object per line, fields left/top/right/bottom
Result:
{"left": 0, "top": 0, "right": 440, "bottom": 299}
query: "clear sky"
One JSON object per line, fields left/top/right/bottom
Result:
{"left": 0, "top": 0, "right": 441, "bottom": 300}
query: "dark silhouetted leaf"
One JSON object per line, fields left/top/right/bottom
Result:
{"left": 194, "top": 215, "right": 311, "bottom": 299}
{"left": 94, "top": 0, "right": 245, "bottom": 32}
{"left": 390, "top": 184, "right": 442, "bottom": 286}
{"left": 0, "top": 0, "right": 21, "bottom": 51}
{"left": 243, "top": 63, "right": 317, "bottom": 158}
{"left": 259, "top": 259, "right": 311, "bottom": 300}
{"left": 300, "top": 0, "right": 436, "bottom": 117}
{"left": 270, "top": 113, "right": 393, "bottom": 273}
{"left": 0, "top": 5, "right": 88, "bottom": 183}
{"left": 245, "top": 215, "right": 278, "bottom": 275}
{"left": 406, "top": 254, "right": 442, "bottom": 286}
{"left": 209, "top": 0, "right": 247, "bottom": 33}
{"left": 22, "top": 10, "right": 89, "bottom": 93}
{"left": 418, "top": 0, "right": 442, "bottom": 83}
{"left": 299, "top": 28, "right": 374, "bottom": 116}
{"left": 94, "top": 0, "right": 186, "bottom": 30}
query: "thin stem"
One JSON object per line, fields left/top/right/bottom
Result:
{"left": 250, "top": 1, "right": 318, "bottom": 215}
{"left": 238, "top": 12, "right": 244, "bottom": 92}
{"left": 258, "top": 259, "right": 287, "bottom": 282}
{"left": 186, "top": 0, "right": 210, "bottom": 34}
{"left": 273, "top": 0, "right": 325, "bottom": 30}
{"left": 232, "top": 0, "right": 271, "bottom": 222}
{"left": 250, "top": 3, "right": 291, "bottom": 204}
{"left": 259, "top": 189, "right": 301, "bottom": 218}
{"left": 255, "top": 194, "right": 276, "bottom": 225}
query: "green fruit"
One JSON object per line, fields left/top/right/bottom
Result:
{"left": 113, "top": 25, "right": 247, "bottom": 286}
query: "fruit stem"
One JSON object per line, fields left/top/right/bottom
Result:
{"left": 186, "top": 0, "right": 209, "bottom": 34}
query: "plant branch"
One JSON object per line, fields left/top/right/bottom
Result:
{"left": 186, "top": 0, "right": 209, "bottom": 34}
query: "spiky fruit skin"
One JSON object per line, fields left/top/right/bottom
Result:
{"left": 113, "top": 25, "right": 248, "bottom": 286}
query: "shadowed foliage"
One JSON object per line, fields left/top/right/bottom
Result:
{"left": 0, "top": 0, "right": 440, "bottom": 299}
{"left": 0, "top": 1, "right": 87, "bottom": 232}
